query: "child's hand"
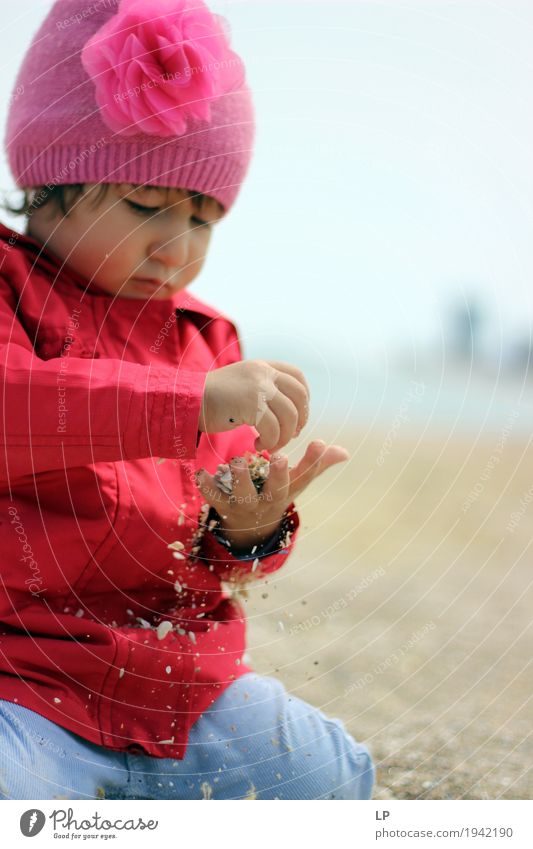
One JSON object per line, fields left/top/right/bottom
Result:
{"left": 196, "top": 440, "right": 349, "bottom": 553}
{"left": 198, "top": 359, "right": 310, "bottom": 454}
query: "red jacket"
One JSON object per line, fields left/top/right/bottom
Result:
{"left": 0, "top": 222, "right": 299, "bottom": 760}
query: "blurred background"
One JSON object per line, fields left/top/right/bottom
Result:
{"left": 1, "top": 0, "right": 531, "bottom": 799}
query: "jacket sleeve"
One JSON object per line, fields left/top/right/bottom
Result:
{"left": 194, "top": 319, "right": 301, "bottom": 579}
{"left": 0, "top": 281, "right": 207, "bottom": 483}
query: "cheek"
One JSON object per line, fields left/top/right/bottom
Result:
{"left": 83, "top": 219, "right": 140, "bottom": 278}
{"left": 181, "top": 255, "right": 204, "bottom": 284}
{"left": 187, "top": 234, "right": 211, "bottom": 273}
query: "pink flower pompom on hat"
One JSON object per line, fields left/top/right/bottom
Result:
{"left": 80, "top": 0, "right": 245, "bottom": 138}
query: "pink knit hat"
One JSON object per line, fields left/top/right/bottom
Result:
{"left": 4, "top": 0, "right": 255, "bottom": 212}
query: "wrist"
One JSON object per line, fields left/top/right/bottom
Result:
{"left": 211, "top": 511, "right": 285, "bottom": 555}
{"left": 220, "top": 524, "right": 281, "bottom": 554}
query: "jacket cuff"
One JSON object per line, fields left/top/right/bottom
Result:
{"left": 207, "top": 507, "right": 285, "bottom": 560}
{"left": 124, "top": 366, "right": 208, "bottom": 461}
{"left": 197, "top": 502, "right": 300, "bottom": 579}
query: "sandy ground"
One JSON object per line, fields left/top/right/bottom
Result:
{"left": 241, "top": 422, "right": 532, "bottom": 800}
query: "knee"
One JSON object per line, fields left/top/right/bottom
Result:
{"left": 313, "top": 717, "right": 375, "bottom": 799}
{"left": 277, "top": 709, "right": 375, "bottom": 800}
{"left": 334, "top": 733, "right": 375, "bottom": 800}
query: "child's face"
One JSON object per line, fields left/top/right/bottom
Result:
{"left": 26, "top": 183, "right": 224, "bottom": 299}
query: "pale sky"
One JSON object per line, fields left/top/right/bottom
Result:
{"left": 1, "top": 1, "right": 532, "bottom": 377}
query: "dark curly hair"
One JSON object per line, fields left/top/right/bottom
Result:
{"left": 1, "top": 183, "right": 223, "bottom": 220}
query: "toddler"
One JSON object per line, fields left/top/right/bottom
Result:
{"left": 0, "top": 0, "right": 374, "bottom": 800}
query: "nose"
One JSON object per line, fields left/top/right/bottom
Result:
{"left": 148, "top": 225, "right": 190, "bottom": 271}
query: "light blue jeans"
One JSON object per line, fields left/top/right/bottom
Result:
{"left": 0, "top": 673, "right": 374, "bottom": 800}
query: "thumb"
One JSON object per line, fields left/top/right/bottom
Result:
{"left": 194, "top": 468, "right": 221, "bottom": 509}
{"left": 288, "top": 440, "right": 350, "bottom": 500}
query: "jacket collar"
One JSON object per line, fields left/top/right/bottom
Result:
{"left": 0, "top": 221, "right": 226, "bottom": 323}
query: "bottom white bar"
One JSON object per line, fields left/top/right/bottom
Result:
{"left": 3, "top": 799, "right": 533, "bottom": 848}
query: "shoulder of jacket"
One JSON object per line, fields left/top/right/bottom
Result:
{"left": 0, "top": 224, "right": 36, "bottom": 280}
{"left": 178, "top": 291, "right": 240, "bottom": 337}
{"left": 0, "top": 239, "right": 28, "bottom": 299}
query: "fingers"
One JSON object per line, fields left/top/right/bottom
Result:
{"left": 253, "top": 364, "right": 309, "bottom": 451}
{"left": 260, "top": 453, "right": 290, "bottom": 504}
{"left": 256, "top": 392, "right": 299, "bottom": 452}
{"left": 228, "top": 456, "right": 256, "bottom": 502}
{"left": 195, "top": 457, "right": 258, "bottom": 524}
{"left": 287, "top": 440, "right": 350, "bottom": 501}
{"left": 195, "top": 470, "right": 228, "bottom": 520}
{"left": 273, "top": 372, "right": 309, "bottom": 436}
{"left": 266, "top": 360, "right": 310, "bottom": 399}
{"left": 254, "top": 407, "right": 280, "bottom": 452}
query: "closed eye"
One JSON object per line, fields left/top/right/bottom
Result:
{"left": 125, "top": 199, "right": 211, "bottom": 227}
{"left": 125, "top": 200, "right": 161, "bottom": 217}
